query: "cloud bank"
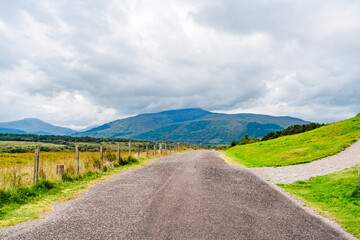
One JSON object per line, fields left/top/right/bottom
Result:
{"left": 0, "top": 0, "right": 359, "bottom": 129}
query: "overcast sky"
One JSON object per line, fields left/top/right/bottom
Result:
{"left": 0, "top": 0, "right": 359, "bottom": 130}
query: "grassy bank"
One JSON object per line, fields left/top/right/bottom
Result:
{"left": 0, "top": 157, "right": 151, "bottom": 228}
{"left": 279, "top": 166, "right": 360, "bottom": 238}
{"left": 225, "top": 114, "right": 360, "bottom": 167}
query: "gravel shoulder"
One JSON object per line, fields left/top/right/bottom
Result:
{"left": 250, "top": 140, "right": 360, "bottom": 184}
{"left": 0, "top": 151, "right": 355, "bottom": 239}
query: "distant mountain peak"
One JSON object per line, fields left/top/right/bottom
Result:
{"left": 21, "top": 118, "right": 48, "bottom": 123}
{"left": 158, "top": 108, "right": 209, "bottom": 113}
{"left": 23, "top": 117, "right": 41, "bottom": 120}
{"left": 0, "top": 118, "right": 77, "bottom": 136}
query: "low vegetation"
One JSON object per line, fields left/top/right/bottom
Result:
{"left": 225, "top": 114, "right": 360, "bottom": 167}
{"left": 0, "top": 134, "right": 164, "bottom": 153}
{"left": 279, "top": 166, "right": 360, "bottom": 238}
{"left": 0, "top": 157, "right": 150, "bottom": 228}
{"left": 0, "top": 133, "right": 187, "bottom": 228}
{"left": 0, "top": 144, "right": 175, "bottom": 190}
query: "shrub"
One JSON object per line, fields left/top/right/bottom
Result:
{"left": 127, "top": 155, "right": 138, "bottom": 163}
{"left": 117, "top": 156, "right": 127, "bottom": 166}
{"left": 239, "top": 134, "right": 260, "bottom": 145}
{"left": 230, "top": 140, "right": 238, "bottom": 147}
{"left": 0, "top": 180, "right": 56, "bottom": 206}
{"left": 346, "top": 187, "right": 360, "bottom": 198}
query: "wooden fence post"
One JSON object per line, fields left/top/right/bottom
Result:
{"left": 128, "top": 140, "right": 131, "bottom": 154}
{"left": 146, "top": 143, "right": 149, "bottom": 158}
{"left": 178, "top": 142, "right": 180, "bottom": 151}
{"left": 165, "top": 143, "right": 167, "bottom": 155}
{"left": 117, "top": 142, "right": 120, "bottom": 163}
{"left": 56, "top": 165, "right": 64, "bottom": 178}
{"left": 137, "top": 142, "right": 140, "bottom": 158}
{"left": 154, "top": 145, "right": 156, "bottom": 157}
{"left": 159, "top": 144, "right": 162, "bottom": 156}
{"left": 75, "top": 144, "right": 79, "bottom": 174}
{"left": 33, "top": 145, "right": 40, "bottom": 184}
{"left": 100, "top": 145, "right": 103, "bottom": 169}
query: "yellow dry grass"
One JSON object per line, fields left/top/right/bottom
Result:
{"left": 0, "top": 147, "right": 174, "bottom": 189}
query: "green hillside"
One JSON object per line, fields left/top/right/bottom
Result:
{"left": 134, "top": 119, "right": 283, "bottom": 145}
{"left": 225, "top": 114, "right": 360, "bottom": 167}
{"left": 75, "top": 108, "right": 211, "bottom": 138}
{"left": 75, "top": 108, "right": 308, "bottom": 145}
{"left": 231, "top": 113, "right": 308, "bottom": 128}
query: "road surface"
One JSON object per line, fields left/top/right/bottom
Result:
{"left": 0, "top": 151, "right": 354, "bottom": 239}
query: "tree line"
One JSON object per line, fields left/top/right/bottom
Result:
{"left": 231, "top": 122, "right": 324, "bottom": 147}
{"left": 0, "top": 133, "right": 142, "bottom": 145}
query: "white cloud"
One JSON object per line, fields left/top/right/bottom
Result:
{"left": 0, "top": 0, "right": 359, "bottom": 128}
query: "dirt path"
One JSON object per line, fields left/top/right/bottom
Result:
{"left": 0, "top": 151, "right": 355, "bottom": 239}
{"left": 251, "top": 140, "right": 360, "bottom": 184}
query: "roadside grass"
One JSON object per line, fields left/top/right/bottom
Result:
{"left": 0, "top": 147, "right": 163, "bottom": 189}
{"left": 279, "top": 166, "right": 360, "bottom": 238}
{"left": 0, "top": 157, "right": 152, "bottom": 229}
{"left": 224, "top": 114, "right": 360, "bottom": 167}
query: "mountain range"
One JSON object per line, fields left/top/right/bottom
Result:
{"left": 74, "top": 108, "right": 309, "bottom": 145}
{"left": 0, "top": 109, "right": 309, "bottom": 144}
{"left": 0, "top": 118, "right": 77, "bottom": 136}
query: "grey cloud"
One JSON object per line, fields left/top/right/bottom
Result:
{"left": 190, "top": 0, "right": 360, "bottom": 113}
{"left": 0, "top": 0, "right": 359, "bottom": 128}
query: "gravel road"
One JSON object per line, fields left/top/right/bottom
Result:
{"left": 251, "top": 140, "right": 360, "bottom": 184}
{"left": 0, "top": 151, "right": 355, "bottom": 240}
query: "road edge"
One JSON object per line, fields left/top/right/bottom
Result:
{"left": 218, "top": 152, "right": 358, "bottom": 240}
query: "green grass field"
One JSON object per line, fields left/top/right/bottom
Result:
{"left": 225, "top": 114, "right": 360, "bottom": 167}
{"left": 279, "top": 166, "right": 360, "bottom": 238}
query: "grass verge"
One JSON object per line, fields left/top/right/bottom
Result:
{"left": 279, "top": 166, "right": 360, "bottom": 238}
{"left": 0, "top": 157, "right": 152, "bottom": 229}
{"left": 224, "top": 114, "right": 360, "bottom": 167}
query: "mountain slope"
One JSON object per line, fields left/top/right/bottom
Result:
{"left": 0, "top": 118, "right": 77, "bottom": 136}
{"left": 76, "top": 108, "right": 309, "bottom": 145}
{"left": 0, "top": 128, "right": 27, "bottom": 134}
{"left": 133, "top": 119, "right": 283, "bottom": 145}
{"left": 230, "top": 113, "right": 308, "bottom": 128}
{"left": 76, "top": 108, "right": 211, "bottom": 138}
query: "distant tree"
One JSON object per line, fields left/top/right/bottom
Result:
{"left": 230, "top": 140, "right": 238, "bottom": 147}
{"left": 237, "top": 134, "right": 261, "bottom": 145}
{"left": 240, "top": 134, "right": 251, "bottom": 145}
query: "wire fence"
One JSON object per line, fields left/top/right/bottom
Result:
{"left": 0, "top": 141, "right": 185, "bottom": 190}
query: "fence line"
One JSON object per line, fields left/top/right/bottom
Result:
{"left": 1, "top": 141, "right": 186, "bottom": 190}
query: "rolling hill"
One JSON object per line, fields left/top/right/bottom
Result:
{"left": 225, "top": 113, "right": 360, "bottom": 167}
{"left": 75, "top": 108, "right": 309, "bottom": 145}
{"left": 0, "top": 118, "right": 77, "bottom": 136}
